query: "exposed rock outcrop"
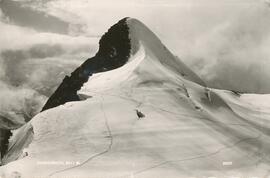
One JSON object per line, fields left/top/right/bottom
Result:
{"left": 42, "top": 18, "right": 131, "bottom": 111}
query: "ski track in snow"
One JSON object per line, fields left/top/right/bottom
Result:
{"left": 77, "top": 90, "right": 265, "bottom": 178}
{"left": 83, "top": 90, "right": 253, "bottom": 128}
{"left": 118, "top": 132, "right": 262, "bottom": 178}
{"left": 48, "top": 95, "right": 114, "bottom": 177}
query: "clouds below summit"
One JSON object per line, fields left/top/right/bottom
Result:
{"left": 0, "top": 6, "right": 98, "bottom": 120}
{"left": 179, "top": 4, "right": 270, "bottom": 93}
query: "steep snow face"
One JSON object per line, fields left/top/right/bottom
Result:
{"left": 127, "top": 18, "right": 206, "bottom": 87}
{"left": 1, "top": 18, "right": 270, "bottom": 178}
{"left": 79, "top": 18, "right": 205, "bottom": 95}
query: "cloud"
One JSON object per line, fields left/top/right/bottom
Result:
{"left": 0, "top": 16, "right": 98, "bottom": 125}
{"left": 0, "top": 82, "right": 46, "bottom": 126}
{"left": 181, "top": 4, "right": 270, "bottom": 93}
{"left": 0, "top": 0, "right": 69, "bottom": 34}
{"left": 0, "top": 21, "right": 99, "bottom": 93}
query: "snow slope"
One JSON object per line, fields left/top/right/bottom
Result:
{"left": 1, "top": 18, "right": 270, "bottom": 178}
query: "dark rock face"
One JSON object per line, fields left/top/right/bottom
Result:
{"left": 42, "top": 17, "right": 131, "bottom": 111}
{"left": 0, "top": 129, "right": 12, "bottom": 161}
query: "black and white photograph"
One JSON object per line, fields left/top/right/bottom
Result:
{"left": 1, "top": 0, "right": 270, "bottom": 177}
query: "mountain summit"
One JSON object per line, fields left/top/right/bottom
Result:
{"left": 1, "top": 18, "right": 270, "bottom": 178}
{"left": 42, "top": 17, "right": 205, "bottom": 111}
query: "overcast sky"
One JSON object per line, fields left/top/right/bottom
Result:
{"left": 0, "top": 0, "right": 270, "bottom": 110}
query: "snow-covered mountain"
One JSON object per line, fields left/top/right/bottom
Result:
{"left": 1, "top": 18, "right": 270, "bottom": 178}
